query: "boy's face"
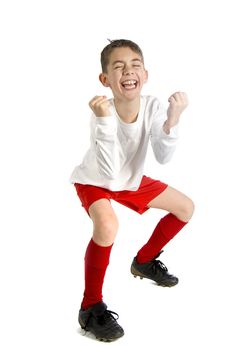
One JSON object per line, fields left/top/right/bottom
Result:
{"left": 99, "top": 47, "right": 148, "bottom": 101}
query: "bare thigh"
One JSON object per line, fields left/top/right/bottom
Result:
{"left": 147, "top": 186, "right": 194, "bottom": 222}
{"left": 88, "top": 199, "right": 119, "bottom": 246}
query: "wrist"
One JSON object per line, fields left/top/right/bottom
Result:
{"left": 95, "top": 110, "right": 111, "bottom": 117}
{"left": 163, "top": 121, "right": 172, "bottom": 134}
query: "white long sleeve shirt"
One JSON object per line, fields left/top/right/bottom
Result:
{"left": 70, "top": 95, "right": 179, "bottom": 191}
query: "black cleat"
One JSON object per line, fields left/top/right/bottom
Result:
{"left": 131, "top": 251, "right": 179, "bottom": 287}
{"left": 78, "top": 301, "right": 124, "bottom": 342}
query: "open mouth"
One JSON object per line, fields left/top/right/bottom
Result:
{"left": 121, "top": 80, "right": 137, "bottom": 90}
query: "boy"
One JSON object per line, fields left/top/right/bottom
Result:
{"left": 70, "top": 39, "right": 194, "bottom": 342}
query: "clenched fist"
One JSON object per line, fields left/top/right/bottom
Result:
{"left": 89, "top": 96, "right": 111, "bottom": 117}
{"left": 164, "top": 92, "right": 188, "bottom": 134}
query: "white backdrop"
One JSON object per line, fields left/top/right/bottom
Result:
{"left": 1, "top": 0, "right": 233, "bottom": 349}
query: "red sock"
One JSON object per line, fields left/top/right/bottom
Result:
{"left": 81, "top": 239, "right": 113, "bottom": 310}
{"left": 136, "top": 213, "right": 187, "bottom": 264}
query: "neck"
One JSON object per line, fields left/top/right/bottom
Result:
{"left": 114, "top": 97, "right": 140, "bottom": 123}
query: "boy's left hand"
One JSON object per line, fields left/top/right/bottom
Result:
{"left": 164, "top": 92, "right": 188, "bottom": 133}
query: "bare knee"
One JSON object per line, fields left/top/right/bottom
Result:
{"left": 88, "top": 199, "right": 119, "bottom": 246}
{"left": 93, "top": 214, "right": 119, "bottom": 246}
{"left": 177, "top": 197, "right": 195, "bottom": 222}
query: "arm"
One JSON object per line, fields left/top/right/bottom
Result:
{"left": 163, "top": 92, "right": 188, "bottom": 134}
{"left": 150, "top": 92, "right": 188, "bottom": 164}
{"left": 89, "top": 96, "right": 122, "bottom": 179}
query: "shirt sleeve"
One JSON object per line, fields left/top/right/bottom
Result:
{"left": 150, "top": 101, "right": 179, "bottom": 164}
{"left": 90, "top": 114, "right": 122, "bottom": 179}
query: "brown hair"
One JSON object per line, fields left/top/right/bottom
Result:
{"left": 100, "top": 39, "right": 144, "bottom": 73}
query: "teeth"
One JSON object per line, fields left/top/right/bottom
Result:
{"left": 122, "top": 80, "right": 136, "bottom": 85}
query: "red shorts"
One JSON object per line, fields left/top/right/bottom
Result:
{"left": 74, "top": 175, "right": 168, "bottom": 215}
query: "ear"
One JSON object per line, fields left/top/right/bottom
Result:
{"left": 143, "top": 69, "right": 148, "bottom": 83}
{"left": 99, "top": 73, "right": 110, "bottom": 87}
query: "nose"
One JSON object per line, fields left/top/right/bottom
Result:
{"left": 123, "top": 65, "right": 133, "bottom": 75}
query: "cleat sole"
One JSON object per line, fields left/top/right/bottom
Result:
{"left": 131, "top": 264, "right": 178, "bottom": 287}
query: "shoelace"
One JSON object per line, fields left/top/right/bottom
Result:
{"left": 153, "top": 260, "right": 168, "bottom": 272}
{"left": 84, "top": 309, "right": 119, "bottom": 329}
{"left": 97, "top": 310, "right": 119, "bottom": 325}
{"left": 152, "top": 250, "right": 168, "bottom": 272}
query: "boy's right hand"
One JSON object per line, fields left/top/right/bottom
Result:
{"left": 89, "top": 96, "right": 111, "bottom": 117}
